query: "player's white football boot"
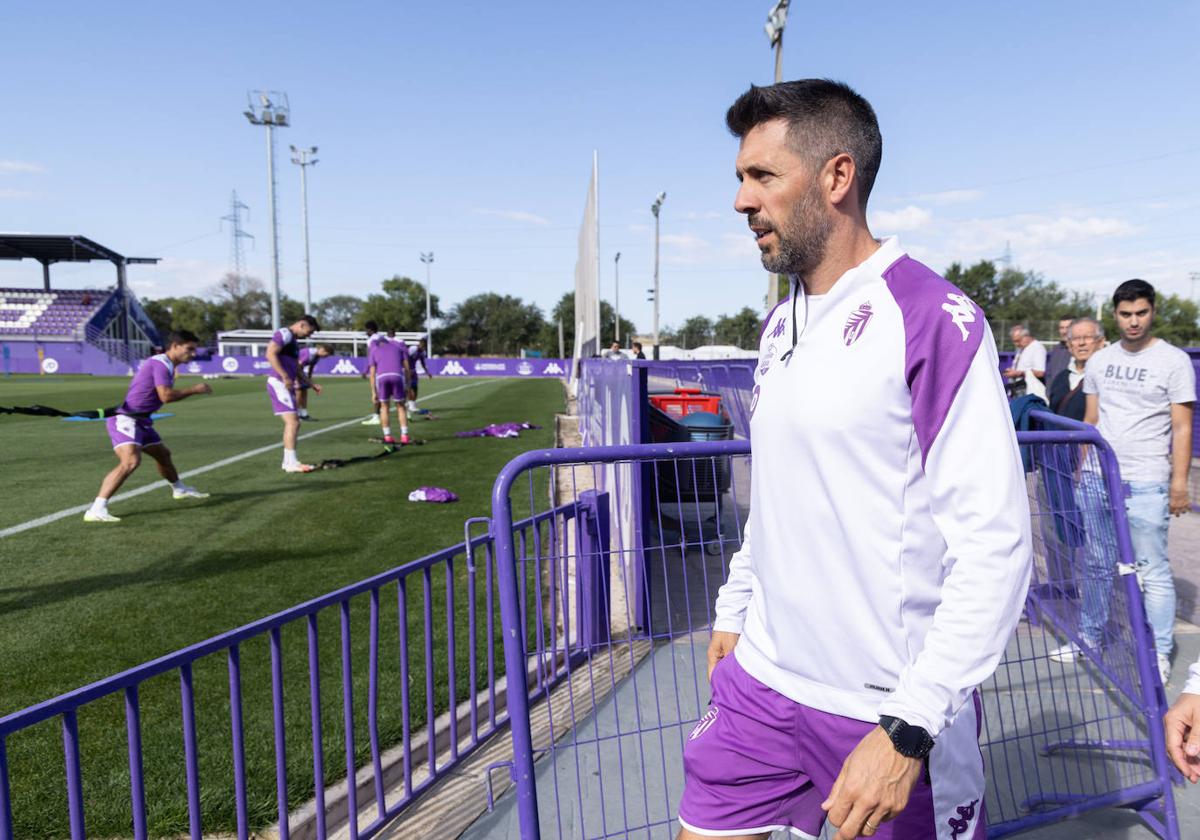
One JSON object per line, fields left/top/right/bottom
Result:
{"left": 361, "top": 415, "right": 381, "bottom": 426}
{"left": 283, "top": 463, "right": 316, "bottom": 473}
{"left": 173, "top": 486, "right": 210, "bottom": 500}
{"left": 83, "top": 510, "right": 121, "bottom": 523}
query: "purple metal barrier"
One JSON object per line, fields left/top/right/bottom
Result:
{"left": 0, "top": 501, "right": 587, "bottom": 840}
{"left": 484, "top": 426, "right": 1179, "bottom": 839}
{"left": 641, "top": 360, "right": 756, "bottom": 439}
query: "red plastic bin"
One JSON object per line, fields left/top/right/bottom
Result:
{"left": 648, "top": 387, "right": 722, "bottom": 418}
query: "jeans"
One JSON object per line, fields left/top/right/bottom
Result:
{"left": 1126, "top": 481, "right": 1174, "bottom": 657}
{"left": 1076, "top": 475, "right": 1173, "bottom": 657}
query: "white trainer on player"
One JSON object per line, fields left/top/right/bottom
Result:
{"left": 83, "top": 509, "right": 122, "bottom": 523}
{"left": 172, "top": 485, "right": 210, "bottom": 500}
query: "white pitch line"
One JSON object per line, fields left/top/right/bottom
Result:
{"left": 0, "top": 378, "right": 499, "bottom": 539}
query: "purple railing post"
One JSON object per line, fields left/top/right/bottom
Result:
{"left": 179, "top": 664, "right": 202, "bottom": 840}
{"left": 227, "top": 645, "right": 250, "bottom": 840}
{"left": 61, "top": 710, "right": 85, "bottom": 840}
{"left": 269, "top": 628, "right": 291, "bottom": 840}
{"left": 1094, "top": 442, "right": 1181, "bottom": 837}
{"left": 124, "top": 686, "right": 148, "bottom": 840}
{"left": 367, "top": 589, "right": 386, "bottom": 818}
{"left": 491, "top": 474, "right": 543, "bottom": 840}
{"left": 0, "top": 737, "right": 12, "bottom": 840}
{"left": 339, "top": 600, "right": 359, "bottom": 840}
{"left": 576, "top": 490, "right": 612, "bottom": 649}
{"left": 306, "top": 615, "right": 328, "bottom": 840}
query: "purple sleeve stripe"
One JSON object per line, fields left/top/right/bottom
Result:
{"left": 883, "top": 256, "right": 985, "bottom": 468}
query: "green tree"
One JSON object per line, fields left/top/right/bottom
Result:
{"left": 442, "top": 293, "right": 545, "bottom": 356}
{"left": 714, "top": 307, "right": 762, "bottom": 349}
{"left": 542, "top": 292, "right": 636, "bottom": 356}
{"left": 356, "top": 276, "right": 441, "bottom": 332}
{"left": 139, "top": 296, "right": 224, "bottom": 343}
{"left": 313, "top": 294, "right": 365, "bottom": 330}
{"left": 675, "top": 315, "right": 715, "bottom": 349}
{"left": 1100, "top": 293, "right": 1200, "bottom": 347}
{"left": 209, "top": 273, "right": 271, "bottom": 330}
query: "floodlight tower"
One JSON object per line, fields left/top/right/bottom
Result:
{"left": 614, "top": 251, "right": 621, "bottom": 345}
{"left": 290, "top": 145, "right": 318, "bottom": 314}
{"left": 651, "top": 192, "right": 666, "bottom": 360}
{"left": 764, "top": 0, "right": 789, "bottom": 314}
{"left": 420, "top": 252, "right": 434, "bottom": 354}
{"left": 243, "top": 90, "right": 289, "bottom": 329}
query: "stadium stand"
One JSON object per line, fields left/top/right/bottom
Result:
{"left": 0, "top": 289, "right": 105, "bottom": 336}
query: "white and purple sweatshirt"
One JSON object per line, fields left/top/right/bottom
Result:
{"left": 715, "top": 237, "right": 1032, "bottom": 737}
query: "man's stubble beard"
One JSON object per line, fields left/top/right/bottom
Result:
{"left": 759, "top": 177, "right": 834, "bottom": 278}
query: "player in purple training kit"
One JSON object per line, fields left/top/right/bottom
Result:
{"left": 84, "top": 331, "right": 213, "bottom": 523}
{"left": 405, "top": 338, "right": 433, "bottom": 413}
{"left": 265, "top": 315, "right": 320, "bottom": 472}
{"left": 295, "top": 343, "right": 333, "bottom": 421}
{"left": 367, "top": 334, "right": 411, "bottom": 450}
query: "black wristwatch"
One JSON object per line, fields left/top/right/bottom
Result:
{"left": 878, "top": 715, "right": 935, "bottom": 759}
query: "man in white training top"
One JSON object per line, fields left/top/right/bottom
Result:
{"left": 676, "top": 80, "right": 1032, "bottom": 840}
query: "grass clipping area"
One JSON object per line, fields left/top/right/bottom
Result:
{"left": 0, "top": 374, "right": 564, "bottom": 838}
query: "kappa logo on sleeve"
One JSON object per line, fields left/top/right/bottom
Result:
{"left": 948, "top": 798, "right": 979, "bottom": 838}
{"left": 768, "top": 316, "right": 787, "bottom": 339}
{"left": 940, "top": 293, "right": 977, "bottom": 341}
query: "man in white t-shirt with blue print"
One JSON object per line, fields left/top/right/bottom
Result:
{"left": 1066, "top": 279, "right": 1194, "bottom": 684}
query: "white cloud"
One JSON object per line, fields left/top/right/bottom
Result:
{"left": 0, "top": 189, "right": 34, "bottom": 200}
{"left": 470, "top": 208, "right": 550, "bottom": 226}
{"left": 682, "top": 210, "right": 724, "bottom": 220}
{"left": 0, "top": 161, "right": 45, "bottom": 174}
{"left": 870, "top": 205, "right": 933, "bottom": 232}
{"left": 129, "top": 258, "right": 228, "bottom": 298}
{"left": 721, "top": 232, "right": 761, "bottom": 260}
{"left": 910, "top": 189, "right": 984, "bottom": 205}
{"left": 660, "top": 233, "right": 712, "bottom": 265}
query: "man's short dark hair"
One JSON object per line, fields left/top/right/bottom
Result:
{"left": 165, "top": 330, "right": 199, "bottom": 347}
{"left": 318, "top": 344, "right": 335, "bottom": 354}
{"left": 726, "top": 79, "right": 882, "bottom": 211}
{"left": 364, "top": 320, "right": 379, "bottom": 334}
{"left": 632, "top": 341, "right": 642, "bottom": 350}
{"left": 300, "top": 314, "right": 320, "bottom": 331}
{"left": 1113, "top": 279, "right": 1156, "bottom": 309}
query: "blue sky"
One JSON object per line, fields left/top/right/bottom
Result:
{"left": 3, "top": 1, "right": 1198, "bottom": 334}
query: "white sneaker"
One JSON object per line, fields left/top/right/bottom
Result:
{"left": 83, "top": 510, "right": 121, "bottom": 523}
{"left": 361, "top": 415, "right": 381, "bottom": 426}
{"left": 283, "top": 463, "right": 316, "bottom": 473}
{"left": 1049, "top": 642, "right": 1082, "bottom": 663}
{"left": 1158, "top": 654, "right": 1171, "bottom": 685}
{"left": 173, "top": 486, "right": 210, "bottom": 500}
{"left": 406, "top": 401, "right": 418, "bottom": 412}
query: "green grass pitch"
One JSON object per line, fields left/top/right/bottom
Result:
{"left": 0, "top": 373, "right": 565, "bottom": 837}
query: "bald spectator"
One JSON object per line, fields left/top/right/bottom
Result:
{"left": 1047, "top": 318, "right": 1103, "bottom": 421}
{"left": 1003, "top": 324, "right": 1047, "bottom": 396}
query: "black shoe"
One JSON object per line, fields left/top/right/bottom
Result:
{"left": 299, "top": 415, "right": 319, "bottom": 422}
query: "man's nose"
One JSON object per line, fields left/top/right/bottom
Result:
{"left": 734, "top": 181, "right": 757, "bottom": 215}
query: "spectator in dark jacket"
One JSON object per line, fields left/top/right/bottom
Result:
{"left": 1047, "top": 317, "right": 1103, "bottom": 421}
{"left": 1045, "top": 316, "right": 1075, "bottom": 385}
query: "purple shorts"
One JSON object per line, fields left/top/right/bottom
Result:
{"left": 376, "top": 375, "right": 405, "bottom": 403}
{"left": 678, "top": 652, "right": 986, "bottom": 839}
{"left": 266, "top": 377, "right": 296, "bottom": 414}
{"left": 106, "top": 414, "right": 162, "bottom": 449}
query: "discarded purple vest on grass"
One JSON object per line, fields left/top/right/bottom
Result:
{"left": 407, "top": 486, "right": 459, "bottom": 503}
{"left": 455, "top": 421, "right": 541, "bottom": 439}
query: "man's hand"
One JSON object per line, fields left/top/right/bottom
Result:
{"left": 1170, "top": 481, "right": 1191, "bottom": 516}
{"left": 191, "top": 383, "right": 213, "bottom": 396}
{"left": 312, "top": 383, "right": 323, "bottom": 395}
{"left": 821, "top": 727, "right": 922, "bottom": 839}
{"left": 706, "top": 631, "right": 739, "bottom": 681}
{"left": 281, "top": 376, "right": 294, "bottom": 391}
{"left": 1166, "top": 692, "right": 1200, "bottom": 781}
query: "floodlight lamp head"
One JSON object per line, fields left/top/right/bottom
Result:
{"left": 243, "top": 110, "right": 258, "bottom": 124}
{"left": 615, "top": 252, "right": 621, "bottom": 263}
